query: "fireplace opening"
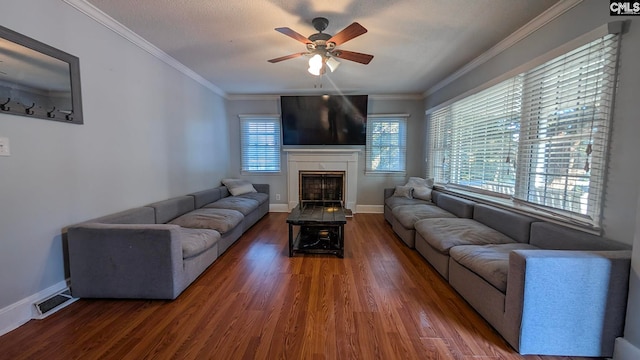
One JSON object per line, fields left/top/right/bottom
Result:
{"left": 299, "top": 171, "right": 345, "bottom": 207}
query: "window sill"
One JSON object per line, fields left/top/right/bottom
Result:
{"left": 434, "top": 185, "right": 601, "bottom": 235}
{"left": 365, "top": 171, "right": 406, "bottom": 177}
{"left": 241, "top": 170, "right": 281, "bottom": 176}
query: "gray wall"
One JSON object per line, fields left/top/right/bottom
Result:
{"left": 0, "top": 0, "right": 230, "bottom": 314}
{"left": 425, "top": 1, "right": 640, "bottom": 356}
{"left": 224, "top": 96, "right": 426, "bottom": 209}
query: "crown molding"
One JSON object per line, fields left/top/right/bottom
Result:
{"left": 62, "top": 0, "right": 226, "bottom": 98}
{"left": 226, "top": 94, "right": 281, "bottom": 101}
{"left": 369, "top": 93, "right": 425, "bottom": 100}
{"left": 226, "top": 93, "right": 425, "bottom": 101}
{"left": 424, "top": 0, "right": 583, "bottom": 97}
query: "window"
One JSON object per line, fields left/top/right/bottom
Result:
{"left": 239, "top": 115, "right": 281, "bottom": 173}
{"left": 426, "top": 31, "right": 619, "bottom": 227}
{"left": 366, "top": 115, "right": 408, "bottom": 173}
{"left": 426, "top": 108, "right": 450, "bottom": 183}
{"left": 449, "top": 77, "right": 522, "bottom": 196}
{"left": 515, "top": 34, "right": 618, "bottom": 221}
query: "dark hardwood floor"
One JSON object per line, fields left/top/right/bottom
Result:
{"left": 0, "top": 212, "right": 597, "bottom": 359}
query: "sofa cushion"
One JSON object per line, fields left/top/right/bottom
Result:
{"left": 236, "top": 191, "right": 269, "bottom": 205}
{"left": 147, "top": 196, "right": 196, "bottom": 224}
{"left": 219, "top": 187, "right": 230, "bottom": 198}
{"left": 450, "top": 243, "right": 539, "bottom": 292}
{"left": 189, "top": 188, "right": 222, "bottom": 208}
{"left": 434, "top": 193, "right": 475, "bottom": 218}
{"left": 178, "top": 227, "right": 221, "bottom": 259}
{"left": 169, "top": 208, "right": 244, "bottom": 234}
{"left": 88, "top": 207, "right": 156, "bottom": 224}
{"left": 473, "top": 204, "right": 537, "bottom": 243}
{"left": 414, "top": 218, "right": 517, "bottom": 254}
{"left": 222, "top": 178, "right": 257, "bottom": 196}
{"left": 204, "top": 196, "right": 260, "bottom": 215}
{"left": 385, "top": 196, "right": 431, "bottom": 210}
{"left": 392, "top": 204, "right": 456, "bottom": 229}
{"left": 529, "top": 222, "right": 631, "bottom": 251}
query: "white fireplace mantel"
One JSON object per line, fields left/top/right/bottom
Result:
{"left": 285, "top": 148, "right": 361, "bottom": 212}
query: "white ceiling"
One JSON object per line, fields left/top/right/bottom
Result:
{"left": 84, "top": 0, "right": 561, "bottom": 96}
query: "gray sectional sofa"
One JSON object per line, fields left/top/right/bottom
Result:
{"left": 67, "top": 183, "right": 269, "bottom": 300}
{"left": 384, "top": 187, "right": 632, "bottom": 357}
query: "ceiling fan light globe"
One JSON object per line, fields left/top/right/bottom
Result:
{"left": 309, "top": 54, "right": 323, "bottom": 68}
{"left": 308, "top": 66, "right": 321, "bottom": 76}
{"left": 326, "top": 57, "right": 340, "bottom": 72}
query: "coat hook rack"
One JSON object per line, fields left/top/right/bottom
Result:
{"left": 0, "top": 98, "right": 9, "bottom": 111}
{"left": 25, "top": 102, "right": 35, "bottom": 115}
{"left": 47, "top": 106, "right": 56, "bottom": 118}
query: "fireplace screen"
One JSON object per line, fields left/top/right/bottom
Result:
{"left": 299, "top": 171, "right": 345, "bottom": 206}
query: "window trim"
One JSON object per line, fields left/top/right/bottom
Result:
{"left": 239, "top": 114, "right": 282, "bottom": 174}
{"left": 434, "top": 185, "right": 602, "bottom": 235}
{"left": 365, "top": 114, "right": 409, "bottom": 175}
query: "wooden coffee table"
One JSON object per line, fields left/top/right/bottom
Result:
{"left": 286, "top": 202, "right": 347, "bottom": 258}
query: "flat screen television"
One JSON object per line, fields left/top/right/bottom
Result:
{"left": 280, "top": 95, "right": 368, "bottom": 146}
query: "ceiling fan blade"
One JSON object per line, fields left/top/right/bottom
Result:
{"left": 332, "top": 50, "right": 374, "bottom": 65}
{"left": 268, "top": 52, "right": 307, "bottom": 63}
{"left": 328, "top": 22, "right": 367, "bottom": 46}
{"left": 275, "top": 27, "right": 311, "bottom": 44}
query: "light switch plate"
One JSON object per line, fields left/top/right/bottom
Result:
{"left": 0, "top": 137, "right": 10, "bottom": 156}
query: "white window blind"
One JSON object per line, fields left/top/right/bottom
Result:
{"left": 239, "top": 115, "right": 281, "bottom": 172}
{"left": 366, "top": 115, "right": 408, "bottom": 173}
{"left": 514, "top": 34, "right": 619, "bottom": 222}
{"left": 426, "top": 107, "right": 450, "bottom": 183}
{"left": 426, "top": 29, "right": 620, "bottom": 228}
{"left": 449, "top": 77, "right": 522, "bottom": 196}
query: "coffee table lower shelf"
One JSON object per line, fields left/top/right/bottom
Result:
{"left": 289, "top": 225, "right": 344, "bottom": 258}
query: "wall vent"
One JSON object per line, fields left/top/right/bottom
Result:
{"left": 33, "top": 288, "right": 77, "bottom": 319}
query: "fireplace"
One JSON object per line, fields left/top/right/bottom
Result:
{"left": 299, "top": 171, "right": 345, "bottom": 206}
{"left": 285, "top": 148, "right": 360, "bottom": 213}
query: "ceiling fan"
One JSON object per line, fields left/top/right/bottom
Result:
{"left": 268, "top": 17, "right": 374, "bottom": 76}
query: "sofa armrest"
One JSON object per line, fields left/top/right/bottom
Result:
{"left": 253, "top": 183, "right": 269, "bottom": 195}
{"left": 505, "top": 249, "right": 631, "bottom": 357}
{"left": 67, "top": 223, "right": 185, "bottom": 299}
{"left": 384, "top": 187, "right": 395, "bottom": 200}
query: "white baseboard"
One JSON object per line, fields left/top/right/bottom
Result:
{"left": 356, "top": 205, "right": 384, "bottom": 214}
{"left": 614, "top": 337, "right": 640, "bottom": 360}
{"left": 269, "top": 204, "right": 290, "bottom": 212}
{"left": 0, "top": 279, "right": 70, "bottom": 336}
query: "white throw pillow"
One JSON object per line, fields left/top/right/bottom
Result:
{"left": 405, "top": 177, "right": 434, "bottom": 201}
{"left": 221, "top": 178, "right": 257, "bottom": 196}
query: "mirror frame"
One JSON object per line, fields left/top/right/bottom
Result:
{"left": 0, "top": 25, "right": 83, "bottom": 125}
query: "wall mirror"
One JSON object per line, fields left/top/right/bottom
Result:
{"left": 0, "top": 25, "right": 83, "bottom": 124}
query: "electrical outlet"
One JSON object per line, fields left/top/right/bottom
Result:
{"left": 275, "top": 193, "right": 281, "bottom": 201}
{"left": 0, "top": 137, "right": 9, "bottom": 156}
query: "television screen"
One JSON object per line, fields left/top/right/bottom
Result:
{"left": 281, "top": 95, "right": 368, "bottom": 146}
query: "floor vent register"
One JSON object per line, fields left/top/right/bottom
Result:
{"left": 34, "top": 288, "right": 77, "bottom": 319}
